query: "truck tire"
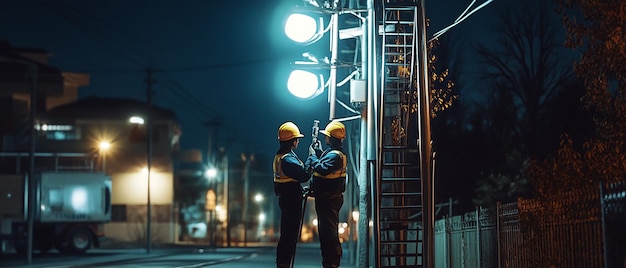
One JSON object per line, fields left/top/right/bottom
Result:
{"left": 67, "top": 228, "right": 92, "bottom": 254}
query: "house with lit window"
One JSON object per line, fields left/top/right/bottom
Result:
{"left": 36, "top": 97, "right": 183, "bottom": 244}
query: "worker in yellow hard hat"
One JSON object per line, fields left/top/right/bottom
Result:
{"left": 305, "top": 120, "right": 347, "bottom": 268}
{"left": 273, "top": 121, "right": 311, "bottom": 268}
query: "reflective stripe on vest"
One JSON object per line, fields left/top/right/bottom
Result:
{"left": 273, "top": 153, "right": 299, "bottom": 183}
{"left": 312, "top": 150, "right": 347, "bottom": 179}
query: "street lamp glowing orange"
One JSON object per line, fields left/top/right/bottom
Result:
{"left": 98, "top": 141, "right": 111, "bottom": 172}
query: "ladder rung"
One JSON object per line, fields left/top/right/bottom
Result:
{"left": 384, "top": 44, "right": 413, "bottom": 48}
{"left": 381, "top": 192, "right": 421, "bottom": 197}
{"left": 385, "top": 32, "right": 414, "bottom": 36}
{"left": 382, "top": 162, "right": 418, "bottom": 166}
{"left": 381, "top": 177, "right": 420, "bottom": 181}
{"left": 384, "top": 60, "right": 411, "bottom": 65}
{"left": 381, "top": 219, "right": 421, "bottom": 225}
{"left": 383, "top": 61, "right": 412, "bottom": 66}
{"left": 384, "top": 51, "right": 411, "bottom": 56}
{"left": 380, "top": 227, "right": 421, "bottom": 232}
{"left": 384, "top": 75, "right": 410, "bottom": 80}
{"left": 385, "top": 6, "right": 417, "bottom": 11}
{"left": 383, "top": 146, "right": 419, "bottom": 152}
{"left": 384, "top": 20, "right": 414, "bottom": 25}
{"left": 380, "top": 252, "right": 423, "bottom": 258}
{"left": 382, "top": 87, "right": 410, "bottom": 92}
{"left": 380, "top": 205, "right": 422, "bottom": 210}
{"left": 381, "top": 239, "right": 421, "bottom": 244}
{"left": 380, "top": 263, "right": 424, "bottom": 268}
{"left": 382, "top": 83, "right": 410, "bottom": 89}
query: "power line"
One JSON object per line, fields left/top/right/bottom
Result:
{"left": 58, "top": 57, "right": 287, "bottom": 74}
{"left": 31, "top": 1, "right": 268, "bottom": 154}
{"left": 430, "top": 0, "right": 495, "bottom": 42}
{"left": 38, "top": 1, "right": 149, "bottom": 67}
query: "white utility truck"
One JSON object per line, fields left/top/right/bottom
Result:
{"left": 0, "top": 171, "right": 111, "bottom": 254}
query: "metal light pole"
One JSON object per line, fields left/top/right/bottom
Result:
{"left": 417, "top": 1, "right": 435, "bottom": 266}
{"left": 145, "top": 68, "right": 155, "bottom": 254}
{"left": 146, "top": 121, "right": 152, "bottom": 254}
{"left": 222, "top": 150, "right": 231, "bottom": 247}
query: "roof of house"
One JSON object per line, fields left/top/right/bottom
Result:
{"left": 43, "top": 96, "right": 179, "bottom": 123}
{"left": 0, "top": 41, "right": 64, "bottom": 95}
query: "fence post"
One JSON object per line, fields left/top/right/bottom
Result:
{"left": 476, "top": 207, "right": 481, "bottom": 268}
{"left": 444, "top": 215, "right": 449, "bottom": 268}
{"left": 599, "top": 181, "right": 608, "bottom": 268}
{"left": 496, "top": 202, "right": 501, "bottom": 268}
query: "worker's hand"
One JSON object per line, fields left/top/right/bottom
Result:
{"left": 313, "top": 140, "right": 322, "bottom": 150}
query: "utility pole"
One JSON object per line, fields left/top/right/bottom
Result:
{"left": 145, "top": 67, "right": 156, "bottom": 254}
{"left": 203, "top": 117, "right": 222, "bottom": 164}
{"left": 242, "top": 153, "right": 252, "bottom": 246}
{"left": 203, "top": 117, "right": 222, "bottom": 247}
{"left": 26, "top": 62, "right": 37, "bottom": 265}
{"left": 223, "top": 136, "right": 236, "bottom": 247}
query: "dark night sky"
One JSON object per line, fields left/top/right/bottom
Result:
{"left": 0, "top": 0, "right": 500, "bottom": 160}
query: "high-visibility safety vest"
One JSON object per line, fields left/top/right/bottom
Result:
{"left": 273, "top": 153, "right": 300, "bottom": 183}
{"left": 313, "top": 150, "right": 347, "bottom": 179}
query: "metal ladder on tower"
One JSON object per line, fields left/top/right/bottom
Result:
{"left": 375, "top": 1, "right": 424, "bottom": 267}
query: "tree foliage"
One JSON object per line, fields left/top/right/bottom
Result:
{"left": 527, "top": 0, "right": 626, "bottom": 196}
{"left": 428, "top": 39, "right": 457, "bottom": 117}
{"left": 474, "top": 1, "right": 575, "bottom": 158}
{"left": 460, "top": 1, "right": 581, "bottom": 204}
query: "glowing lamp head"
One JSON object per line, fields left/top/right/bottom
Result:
{"left": 99, "top": 141, "right": 111, "bottom": 151}
{"left": 205, "top": 168, "right": 218, "bottom": 179}
{"left": 287, "top": 70, "right": 324, "bottom": 99}
{"left": 285, "top": 13, "right": 324, "bottom": 45}
{"left": 129, "top": 116, "right": 145, "bottom": 124}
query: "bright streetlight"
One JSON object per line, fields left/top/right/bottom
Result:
{"left": 284, "top": 12, "right": 326, "bottom": 44}
{"left": 130, "top": 115, "right": 151, "bottom": 254}
{"left": 129, "top": 116, "right": 144, "bottom": 124}
{"left": 254, "top": 193, "right": 264, "bottom": 203}
{"left": 98, "top": 140, "right": 111, "bottom": 173}
{"left": 205, "top": 167, "right": 218, "bottom": 179}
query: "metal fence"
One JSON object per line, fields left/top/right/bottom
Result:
{"left": 434, "top": 181, "right": 626, "bottom": 268}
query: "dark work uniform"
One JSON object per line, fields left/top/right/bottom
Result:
{"left": 306, "top": 147, "right": 347, "bottom": 268}
{"left": 273, "top": 150, "right": 310, "bottom": 268}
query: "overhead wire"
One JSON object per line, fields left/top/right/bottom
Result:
{"left": 39, "top": 1, "right": 217, "bottom": 118}
{"left": 430, "top": 0, "right": 495, "bottom": 42}
{"left": 38, "top": 0, "right": 149, "bottom": 68}
{"left": 37, "top": 0, "right": 257, "bottom": 151}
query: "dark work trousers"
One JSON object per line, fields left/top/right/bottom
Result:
{"left": 315, "top": 193, "right": 344, "bottom": 268}
{"left": 276, "top": 193, "right": 303, "bottom": 267}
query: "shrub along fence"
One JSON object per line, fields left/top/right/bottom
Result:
{"left": 434, "top": 181, "right": 625, "bottom": 268}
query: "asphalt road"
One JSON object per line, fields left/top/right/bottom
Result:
{"left": 1, "top": 242, "right": 357, "bottom": 268}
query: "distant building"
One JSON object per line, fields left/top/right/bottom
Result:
{"left": 0, "top": 41, "right": 208, "bottom": 246}
{"left": 37, "top": 96, "right": 183, "bottom": 244}
{"left": 0, "top": 40, "right": 88, "bottom": 151}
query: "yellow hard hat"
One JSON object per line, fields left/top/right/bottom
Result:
{"left": 278, "top": 122, "right": 305, "bottom": 141}
{"left": 320, "top": 120, "right": 346, "bottom": 139}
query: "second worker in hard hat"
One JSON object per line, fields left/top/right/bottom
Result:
{"left": 306, "top": 120, "right": 348, "bottom": 268}
{"left": 273, "top": 121, "right": 311, "bottom": 268}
